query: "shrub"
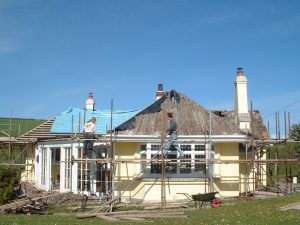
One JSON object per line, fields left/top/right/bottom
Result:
{"left": 0, "top": 166, "right": 20, "bottom": 204}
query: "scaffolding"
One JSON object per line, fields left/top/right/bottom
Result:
{"left": 1, "top": 101, "right": 300, "bottom": 211}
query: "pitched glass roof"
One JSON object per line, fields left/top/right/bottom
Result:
{"left": 50, "top": 107, "right": 140, "bottom": 134}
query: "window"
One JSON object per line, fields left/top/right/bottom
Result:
{"left": 195, "top": 145, "right": 205, "bottom": 151}
{"left": 140, "top": 143, "right": 211, "bottom": 178}
{"left": 51, "top": 147, "right": 60, "bottom": 163}
{"left": 41, "top": 148, "right": 47, "bottom": 185}
{"left": 140, "top": 145, "right": 147, "bottom": 172}
{"left": 195, "top": 154, "right": 206, "bottom": 173}
{"left": 195, "top": 145, "right": 206, "bottom": 174}
{"left": 151, "top": 144, "right": 161, "bottom": 151}
{"left": 150, "top": 145, "right": 161, "bottom": 174}
{"left": 181, "top": 145, "right": 192, "bottom": 151}
{"left": 64, "top": 147, "right": 72, "bottom": 190}
{"left": 180, "top": 154, "right": 191, "bottom": 174}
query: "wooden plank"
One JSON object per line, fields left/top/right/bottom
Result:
{"left": 116, "top": 216, "right": 145, "bottom": 221}
{"left": 279, "top": 202, "right": 300, "bottom": 210}
{"left": 121, "top": 214, "right": 187, "bottom": 218}
{"left": 144, "top": 204, "right": 186, "bottom": 210}
{"left": 96, "top": 214, "right": 120, "bottom": 222}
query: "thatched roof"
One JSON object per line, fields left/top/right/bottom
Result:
{"left": 213, "top": 110, "right": 270, "bottom": 140}
{"left": 116, "top": 91, "right": 244, "bottom": 136}
{"left": 251, "top": 110, "right": 270, "bottom": 140}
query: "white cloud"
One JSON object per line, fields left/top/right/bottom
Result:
{"left": 200, "top": 16, "right": 231, "bottom": 24}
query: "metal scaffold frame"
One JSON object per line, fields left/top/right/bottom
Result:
{"left": 1, "top": 100, "right": 300, "bottom": 211}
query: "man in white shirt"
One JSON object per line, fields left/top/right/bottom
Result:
{"left": 83, "top": 117, "right": 97, "bottom": 158}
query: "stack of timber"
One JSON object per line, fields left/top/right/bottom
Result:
{"left": 0, "top": 192, "right": 72, "bottom": 214}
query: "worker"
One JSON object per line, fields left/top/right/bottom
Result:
{"left": 165, "top": 112, "right": 184, "bottom": 158}
{"left": 83, "top": 117, "right": 97, "bottom": 158}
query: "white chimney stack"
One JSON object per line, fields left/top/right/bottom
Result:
{"left": 86, "top": 92, "right": 95, "bottom": 110}
{"left": 156, "top": 84, "right": 164, "bottom": 100}
{"left": 234, "top": 68, "right": 250, "bottom": 130}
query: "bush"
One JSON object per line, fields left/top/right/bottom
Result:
{"left": 0, "top": 166, "right": 20, "bottom": 204}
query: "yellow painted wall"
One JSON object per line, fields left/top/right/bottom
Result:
{"left": 21, "top": 145, "right": 35, "bottom": 182}
{"left": 117, "top": 180, "right": 211, "bottom": 202}
{"left": 214, "top": 143, "right": 240, "bottom": 197}
{"left": 114, "top": 142, "right": 242, "bottom": 201}
{"left": 115, "top": 142, "right": 140, "bottom": 178}
{"left": 239, "top": 148, "right": 267, "bottom": 193}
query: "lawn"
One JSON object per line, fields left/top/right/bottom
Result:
{"left": 1, "top": 193, "right": 300, "bottom": 225}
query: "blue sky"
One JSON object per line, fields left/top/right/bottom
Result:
{"left": 1, "top": 0, "right": 300, "bottom": 136}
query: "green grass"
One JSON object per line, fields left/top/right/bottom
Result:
{"left": 2, "top": 194, "right": 300, "bottom": 225}
{"left": 0, "top": 118, "right": 46, "bottom": 137}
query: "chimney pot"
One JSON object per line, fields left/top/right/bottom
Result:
{"left": 86, "top": 92, "right": 95, "bottom": 110}
{"left": 158, "top": 84, "right": 163, "bottom": 91}
{"left": 237, "top": 68, "right": 244, "bottom": 76}
{"left": 156, "top": 84, "right": 164, "bottom": 100}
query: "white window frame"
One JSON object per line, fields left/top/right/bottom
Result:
{"left": 64, "top": 147, "right": 72, "bottom": 190}
{"left": 41, "top": 147, "right": 47, "bottom": 185}
{"left": 139, "top": 143, "right": 214, "bottom": 178}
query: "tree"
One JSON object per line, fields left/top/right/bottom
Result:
{"left": 289, "top": 124, "right": 300, "bottom": 140}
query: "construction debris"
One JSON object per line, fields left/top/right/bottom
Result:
{"left": 0, "top": 182, "right": 73, "bottom": 215}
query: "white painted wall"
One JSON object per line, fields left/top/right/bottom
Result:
{"left": 235, "top": 71, "right": 250, "bottom": 130}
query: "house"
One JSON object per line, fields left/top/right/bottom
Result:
{"left": 18, "top": 68, "right": 269, "bottom": 202}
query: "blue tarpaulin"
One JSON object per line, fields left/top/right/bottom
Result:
{"left": 50, "top": 107, "right": 140, "bottom": 134}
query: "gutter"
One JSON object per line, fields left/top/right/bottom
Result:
{"left": 110, "top": 134, "right": 246, "bottom": 143}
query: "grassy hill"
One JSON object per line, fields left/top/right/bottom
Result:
{"left": 0, "top": 118, "right": 46, "bottom": 137}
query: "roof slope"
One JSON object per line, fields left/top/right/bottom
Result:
{"left": 116, "top": 92, "right": 244, "bottom": 136}
{"left": 251, "top": 110, "right": 270, "bottom": 140}
{"left": 16, "top": 118, "right": 56, "bottom": 142}
{"left": 16, "top": 108, "right": 140, "bottom": 142}
{"left": 16, "top": 92, "right": 269, "bottom": 142}
{"left": 51, "top": 107, "right": 140, "bottom": 134}
{"left": 213, "top": 110, "right": 270, "bottom": 140}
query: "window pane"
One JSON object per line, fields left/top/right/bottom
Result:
{"left": 180, "top": 155, "right": 191, "bottom": 174}
{"left": 140, "top": 145, "right": 147, "bottom": 151}
{"left": 195, "top": 145, "right": 205, "bottom": 151}
{"left": 150, "top": 154, "right": 161, "bottom": 174}
{"left": 195, "top": 154, "right": 206, "bottom": 173}
{"left": 151, "top": 145, "right": 161, "bottom": 150}
{"left": 181, "top": 145, "right": 191, "bottom": 151}
{"left": 166, "top": 153, "right": 177, "bottom": 174}
{"left": 64, "top": 148, "right": 71, "bottom": 190}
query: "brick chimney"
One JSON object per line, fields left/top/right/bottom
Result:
{"left": 234, "top": 68, "right": 250, "bottom": 130}
{"left": 86, "top": 92, "right": 95, "bottom": 110}
{"left": 156, "top": 84, "right": 164, "bottom": 100}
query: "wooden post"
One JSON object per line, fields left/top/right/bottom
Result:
{"left": 110, "top": 99, "right": 115, "bottom": 202}
{"left": 161, "top": 108, "right": 167, "bottom": 209}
